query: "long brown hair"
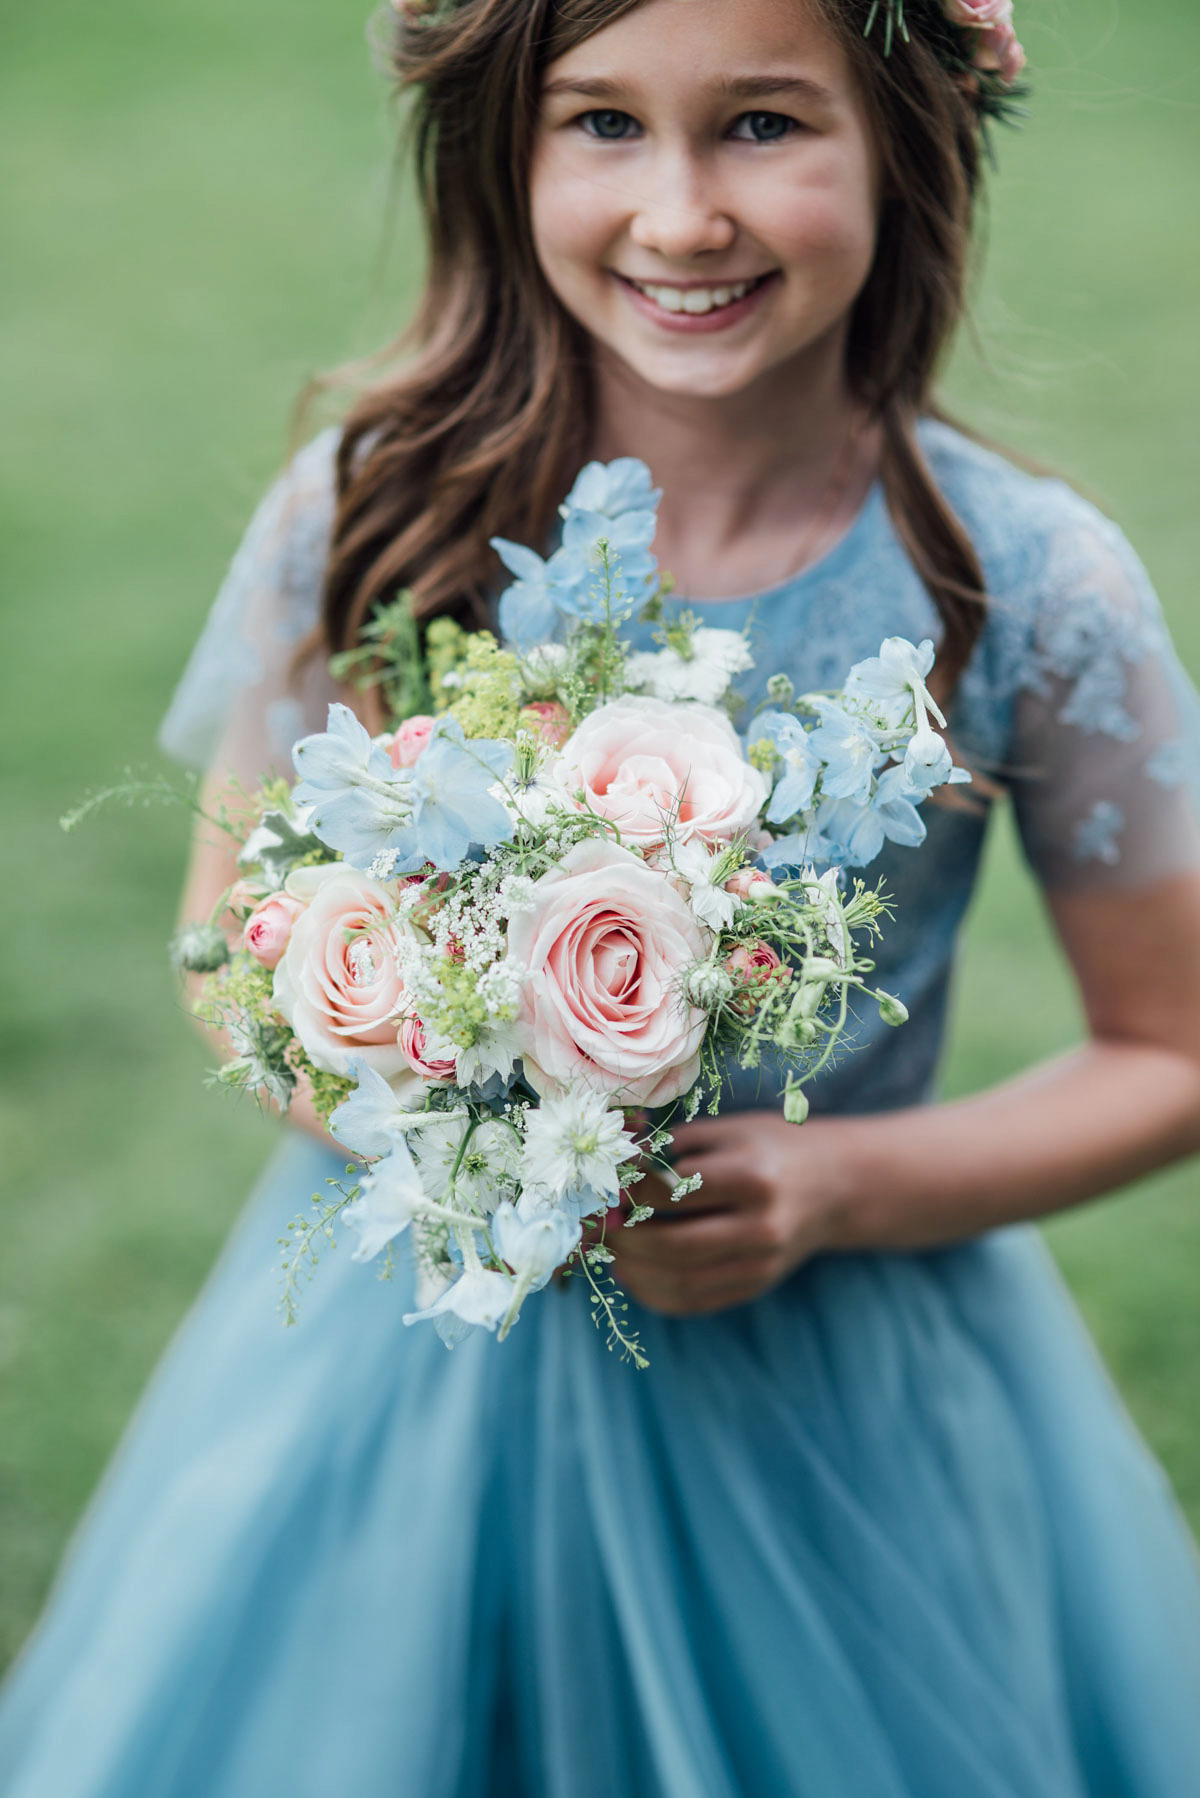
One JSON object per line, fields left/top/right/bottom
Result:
{"left": 321, "top": 0, "right": 991, "bottom": 715}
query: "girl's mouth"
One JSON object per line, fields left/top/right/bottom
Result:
{"left": 614, "top": 271, "right": 778, "bottom": 333}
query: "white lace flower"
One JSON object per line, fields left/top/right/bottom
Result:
{"left": 411, "top": 1114, "right": 520, "bottom": 1212}
{"left": 625, "top": 627, "right": 753, "bottom": 706}
{"left": 521, "top": 1088, "right": 637, "bottom": 1201}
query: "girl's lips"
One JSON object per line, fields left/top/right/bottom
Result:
{"left": 614, "top": 271, "right": 779, "bottom": 334}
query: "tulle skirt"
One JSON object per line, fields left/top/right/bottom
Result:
{"left": 3, "top": 1130, "right": 1200, "bottom": 1798}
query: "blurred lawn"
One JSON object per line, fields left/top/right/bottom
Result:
{"left": 1, "top": 0, "right": 1198, "bottom": 1670}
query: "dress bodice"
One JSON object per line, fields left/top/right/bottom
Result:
{"left": 160, "top": 422, "right": 1200, "bottom": 1116}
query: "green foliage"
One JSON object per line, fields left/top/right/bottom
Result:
{"left": 329, "top": 589, "right": 435, "bottom": 724}
{"left": 1, "top": 0, "right": 1198, "bottom": 1674}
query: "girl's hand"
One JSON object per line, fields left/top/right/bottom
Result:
{"left": 607, "top": 1112, "right": 854, "bottom": 1318}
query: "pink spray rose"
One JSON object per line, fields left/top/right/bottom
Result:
{"left": 518, "top": 700, "right": 572, "bottom": 749}
{"left": 973, "top": 20, "right": 1026, "bottom": 82}
{"left": 272, "top": 863, "right": 419, "bottom": 1081}
{"left": 386, "top": 714, "right": 436, "bottom": 769}
{"left": 726, "top": 940, "right": 788, "bottom": 1016}
{"left": 554, "top": 694, "right": 769, "bottom": 850}
{"left": 398, "top": 1014, "right": 458, "bottom": 1083}
{"left": 505, "top": 837, "right": 711, "bottom": 1105}
{"left": 242, "top": 893, "right": 306, "bottom": 971}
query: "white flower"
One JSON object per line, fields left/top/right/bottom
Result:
{"left": 403, "top": 1266, "right": 515, "bottom": 1345}
{"left": 800, "top": 867, "right": 848, "bottom": 967}
{"left": 341, "top": 1142, "right": 426, "bottom": 1262}
{"left": 493, "top": 1201, "right": 581, "bottom": 1290}
{"left": 843, "top": 636, "right": 946, "bottom": 736}
{"left": 328, "top": 1058, "right": 425, "bottom": 1159}
{"left": 669, "top": 837, "right": 739, "bottom": 931}
{"left": 625, "top": 628, "right": 754, "bottom": 706}
{"left": 410, "top": 1114, "right": 520, "bottom": 1212}
{"left": 454, "top": 1023, "right": 521, "bottom": 1090}
{"left": 521, "top": 1088, "right": 637, "bottom": 1201}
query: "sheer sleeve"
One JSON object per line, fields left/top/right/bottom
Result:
{"left": 158, "top": 428, "right": 341, "bottom": 785}
{"left": 1008, "top": 500, "right": 1200, "bottom": 892}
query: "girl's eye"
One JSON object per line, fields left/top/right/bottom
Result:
{"left": 729, "top": 111, "right": 797, "bottom": 144}
{"left": 579, "top": 109, "right": 640, "bottom": 141}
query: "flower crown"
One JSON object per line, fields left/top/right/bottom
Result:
{"left": 397, "top": 0, "right": 1027, "bottom": 131}
{"left": 868, "top": 0, "right": 1026, "bottom": 126}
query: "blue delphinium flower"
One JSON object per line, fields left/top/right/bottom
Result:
{"left": 492, "top": 540, "right": 561, "bottom": 650}
{"left": 750, "top": 712, "right": 823, "bottom": 825}
{"left": 328, "top": 1058, "right": 421, "bottom": 1159}
{"left": 805, "top": 700, "right": 881, "bottom": 805}
{"left": 817, "top": 765, "right": 927, "bottom": 866}
{"left": 554, "top": 507, "right": 659, "bottom": 619}
{"left": 562, "top": 457, "right": 662, "bottom": 519}
{"left": 292, "top": 706, "right": 515, "bottom": 872}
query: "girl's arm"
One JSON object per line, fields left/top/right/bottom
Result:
{"left": 608, "top": 869, "right": 1200, "bottom": 1317}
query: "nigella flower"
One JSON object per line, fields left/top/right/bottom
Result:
{"left": 625, "top": 626, "right": 753, "bottom": 707}
{"left": 521, "top": 1088, "right": 637, "bottom": 1203}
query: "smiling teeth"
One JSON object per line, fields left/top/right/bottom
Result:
{"left": 631, "top": 278, "right": 756, "bottom": 315}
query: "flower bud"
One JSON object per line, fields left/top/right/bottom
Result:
{"left": 686, "top": 963, "right": 735, "bottom": 1010}
{"left": 783, "top": 1082, "right": 810, "bottom": 1126}
{"left": 170, "top": 923, "right": 230, "bottom": 974}
{"left": 877, "top": 991, "right": 909, "bottom": 1027}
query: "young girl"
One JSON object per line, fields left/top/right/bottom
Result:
{"left": 4, "top": 0, "right": 1200, "bottom": 1792}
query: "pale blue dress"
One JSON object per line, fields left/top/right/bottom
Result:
{"left": 4, "top": 423, "right": 1200, "bottom": 1798}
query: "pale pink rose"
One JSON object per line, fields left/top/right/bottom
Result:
{"left": 272, "top": 864, "right": 416, "bottom": 1079}
{"left": 554, "top": 694, "right": 769, "bottom": 850}
{"left": 386, "top": 714, "right": 436, "bottom": 769}
{"left": 506, "top": 837, "right": 711, "bottom": 1105}
{"left": 242, "top": 893, "right": 306, "bottom": 970}
{"left": 398, "top": 1015, "right": 457, "bottom": 1083}
{"left": 518, "top": 700, "right": 572, "bottom": 749}
{"left": 227, "top": 877, "right": 270, "bottom": 919}
{"left": 724, "top": 868, "right": 778, "bottom": 901}
{"left": 944, "top": 0, "right": 1013, "bottom": 27}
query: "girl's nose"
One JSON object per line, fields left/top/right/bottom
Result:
{"left": 628, "top": 160, "right": 736, "bottom": 261}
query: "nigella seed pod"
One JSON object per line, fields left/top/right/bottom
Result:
{"left": 877, "top": 991, "right": 909, "bottom": 1027}
{"left": 170, "top": 923, "right": 231, "bottom": 974}
{"left": 783, "top": 1082, "right": 810, "bottom": 1126}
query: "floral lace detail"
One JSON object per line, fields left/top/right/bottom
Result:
{"left": 1073, "top": 800, "right": 1124, "bottom": 866}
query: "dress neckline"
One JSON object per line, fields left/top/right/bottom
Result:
{"left": 662, "top": 474, "right": 887, "bottom": 615}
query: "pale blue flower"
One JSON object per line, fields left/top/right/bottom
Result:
{"left": 341, "top": 1141, "right": 426, "bottom": 1263}
{"left": 293, "top": 709, "right": 514, "bottom": 872}
{"left": 807, "top": 701, "right": 881, "bottom": 805}
{"left": 328, "top": 1059, "right": 421, "bottom": 1159}
{"left": 403, "top": 1266, "right": 515, "bottom": 1346}
{"left": 292, "top": 702, "right": 395, "bottom": 799}
{"left": 554, "top": 508, "right": 659, "bottom": 619}
{"left": 493, "top": 1201, "right": 581, "bottom": 1292}
{"left": 844, "top": 636, "right": 944, "bottom": 732}
{"left": 751, "top": 712, "right": 823, "bottom": 824}
{"left": 492, "top": 538, "right": 561, "bottom": 650}
{"left": 563, "top": 457, "right": 662, "bottom": 519}
{"left": 817, "top": 765, "right": 927, "bottom": 867}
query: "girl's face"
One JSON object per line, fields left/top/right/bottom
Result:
{"left": 530, "top": 0, "right": 880, "bottom": 402}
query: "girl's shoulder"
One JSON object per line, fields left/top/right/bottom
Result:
{"left": 918, "top": 418, "right": 1167, "bottom": 723}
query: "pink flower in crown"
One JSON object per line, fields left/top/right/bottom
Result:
{"left": 398, "top": 1014, "right": 458, "bottom": 1083}
{"left": 943, "top": 0, "right": 1013, "bottom": 27}
{"left": 974, "top": 21, "right": 1026, "bottom": 83}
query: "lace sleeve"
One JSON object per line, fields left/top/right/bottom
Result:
{"left": 158, "top": 428, "right": 341, "bottom": 784}
{"left": 1009, "top": 501, "right": 1200, "bottom": 892}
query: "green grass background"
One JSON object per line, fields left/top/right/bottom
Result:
{"left": 1, "top": 0, "right": 1198, "bottom": 1669}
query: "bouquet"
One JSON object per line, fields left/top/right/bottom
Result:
{"left": 163, "top": 459, "right": 967, "bottom": 1365}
